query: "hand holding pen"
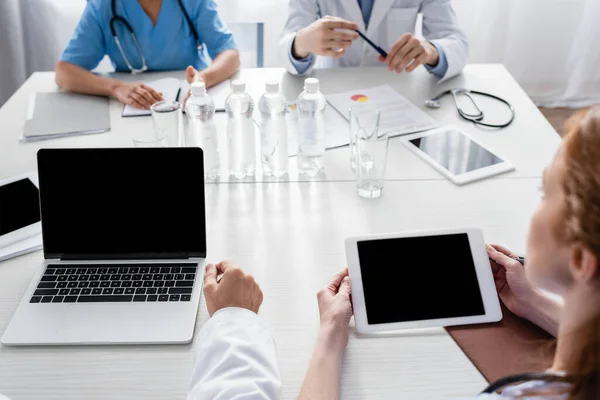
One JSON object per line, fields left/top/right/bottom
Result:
{"left": 292, "top": 17, "right": 359, "bottom": 59}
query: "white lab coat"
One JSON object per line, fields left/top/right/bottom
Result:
{"left": 279, "top": 0, "right": 468, "bottom": 81}
{"left": 188, "top": 307, "right": 281, "bottom": 399}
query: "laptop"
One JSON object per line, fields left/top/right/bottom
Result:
{"left": 1, "top": 148, "right": 206, "bottom": 345}
{"left": 22, "top": 93, "right": 110, "bottom": 142}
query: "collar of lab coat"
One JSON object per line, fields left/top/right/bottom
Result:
{"left": 366, "top": 0, "right": 396, "bottom": 36}
{"left": 340, "top": 0, "right": 366, "bottom": 32}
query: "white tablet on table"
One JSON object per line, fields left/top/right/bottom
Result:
{"left": 0, "top": 173, "right": 41, "bottom": 249}
{"left": 345, "top": 228, "right": 502, "bottom": 334}
{"left": 403, "top": 126, "right": 514, "bottom": 185}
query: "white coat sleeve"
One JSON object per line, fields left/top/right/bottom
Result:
{"left": 420, "top": 0, "right": 468, "bottom": 81}
{"left": 278, "top": 0, "right": 320, "bottom": 75}
{"left": 188, "top": 307, "right": 281, "bottom": 400}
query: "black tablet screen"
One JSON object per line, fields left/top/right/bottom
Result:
{"left": 357, "top": 234, "right": 485, "bottom": 325}
{"left": 0, "top": 178, "right": 40, "bottom": 236}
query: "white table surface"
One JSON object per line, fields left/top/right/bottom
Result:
{"left": 0, "top": 65, "right": 559, "bottom": 400}
{"left": 0, "top": 65, "right": 559, "bottom": 183}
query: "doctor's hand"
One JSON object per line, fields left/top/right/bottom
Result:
{"left": 293, "top": 16, "right": 359, "bottom": 59}
{"left": 203, "top": 261, "right": 264, "bottom": 317}
{"left": 111, "top": 82, "right": 162, "bottom": 110}
{"left": 487, "top": 244, "right": 542, "bottom": 319}
{"left": 379, "top": 33, "right": 439, "bottom": 73}
{"left": 317, "top": 269, "right": 353, "bottom": 349}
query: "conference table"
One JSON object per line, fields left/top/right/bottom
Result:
{"left": 0, "top": 65, "right": 560, "bottom": 399}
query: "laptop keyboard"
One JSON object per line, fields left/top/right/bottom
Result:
{"left": 30, "top": 263, "right": 197, "bottom": 304}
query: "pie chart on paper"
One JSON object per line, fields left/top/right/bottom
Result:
{"left": 351, "top": 94, "right": 369, "bottom": 103}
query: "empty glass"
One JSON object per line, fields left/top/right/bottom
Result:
{"left": 349, "top": 105, "right": 381, "bottom": 171}
{"left": 151, "top": 101, "right": 181, "bottom": 147}
{"left": 355, "top": 128, "right": 389, "bottom": 199}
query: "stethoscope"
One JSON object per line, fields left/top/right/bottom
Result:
{"left": 425, "top": 88, "right": 516, "bottom": 128}
{"left": 481, "top": 372, "right": 572, "bottom": 395}
{"left": 109, "top": 0, "right": 202, "bottom": 74}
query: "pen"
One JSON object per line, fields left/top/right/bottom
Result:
{"left": 175, "top": 87, "right": 182, "bottom": 103}
{"left": 489, "top": 256, "right": 525, "bottom": 266}
{"left": 355, "top": 30, "right": 388, "bottom": 58}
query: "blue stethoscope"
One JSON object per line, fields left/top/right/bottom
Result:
{"left": 426, "top": 88, "right": 516, "bottom": 128}
{"left": 109, "top": 0, "right": 202, "bottom": 74}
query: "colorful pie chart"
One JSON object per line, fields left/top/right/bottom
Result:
{"left": 351, "top": 94, "right": 369, "bottom": 102}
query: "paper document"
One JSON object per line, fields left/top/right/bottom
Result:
{"left": 122, "top": 78, "right": 181, "bottom": 117}
{"left": 0, "top": 234, "right": 42, "bottom": 262}
{"left": 326, "top": 85, "right": 439, "bottom": 136}
{"left": 179, "top": 79, "right": 231, "bottom": 111}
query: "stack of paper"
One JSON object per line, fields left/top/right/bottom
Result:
{"left": 326, "top": 84, "right": 439, "bottom": 136}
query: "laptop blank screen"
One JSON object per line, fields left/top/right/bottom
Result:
{"left": 37, "top": 148, "right": 206, "bottom": 260}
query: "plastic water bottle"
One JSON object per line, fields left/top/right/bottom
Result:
{"left": 185, "top": 82, "right": 220, "bottom": 180}
{"left": 259, "top": 81, "right": 288, "bottom": 177}
{"left": 225, "top": 80, "right": 256, "bottom": 179}
{"left": 296, "top": 77, "right": 326, "bottom": 176}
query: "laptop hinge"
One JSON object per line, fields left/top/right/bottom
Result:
{"left": 59, "top": 253, "right": 192, "bottom": 261}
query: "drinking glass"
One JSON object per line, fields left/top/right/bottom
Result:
{"left": 151, "top": 101, "right": 181, "bottom": 147}
{"left": 132, "top": 128, "right": 167, "bottom": 147}
{"left": 355, "top": 128, "right": 389, "bottom": 198}
{"left": 349, "top": 105, "right": 381, "bottom": 171}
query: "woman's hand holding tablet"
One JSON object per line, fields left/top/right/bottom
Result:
{"left": 345, "top": 228, "right": 502, "bottom": 334}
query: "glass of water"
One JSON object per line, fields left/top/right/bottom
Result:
{"left": 349, "top": 104, "right": 381, "bottom": 171}
{"left": 151, "top": 101, "right": 181, "bottom": 147}
{"left": 355, "top": 128, "right": 389, "bottom": 199}
{"left": 132, "top": 128, "right": 167, "bottom": 147}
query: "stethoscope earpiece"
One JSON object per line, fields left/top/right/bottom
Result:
{"left": 424, "top": 99, "right": 441, "bottom": 109}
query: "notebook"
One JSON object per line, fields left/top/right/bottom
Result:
{"left": 22, "top": 93, "right": 110, "bottom": 142}
{"left": 122, "top": 78, "right": 231, "bottom": 117}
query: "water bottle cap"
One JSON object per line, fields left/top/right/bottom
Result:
{"left": 190, "top": 81, "right": 206, "bottom": 96}
{"left": 265, "top": 80, "right": 279, "bottom": 94}
{"left": 231, "top": 80, "right": 246, "bottom": 94}
{"left": 304, "top": 78, "right": 319, "bottom": 93}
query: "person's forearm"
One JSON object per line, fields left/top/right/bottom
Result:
{"left": 55, "top": 61, "right": 123, "bottom": 97}
{"left": 524, "top": 291, "right": 563, "bottom": 337}
{"left": 298, "top": 327, "right": 346, "bottom": 400}
{"left": 197, "top": 49, "right": 240, "bottom": 88}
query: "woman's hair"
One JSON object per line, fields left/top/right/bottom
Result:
{"left": 559, "top": 106, "right": 600, "bottom": 399}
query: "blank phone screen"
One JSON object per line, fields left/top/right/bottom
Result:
{"left": 0, "top": 178, "right": 40, "bottom": 236}
{"left": 357, "top": 234, "right": 485, "bottom": 325}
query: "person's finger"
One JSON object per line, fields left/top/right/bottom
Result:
{"left": 326, "top": 269, "right": 348, "bottom": 294}
{"left": 325, "top": 30, "right": 358, "bottom": 41}
{"left": 405, "top": 52, "right": 428, "bottom": 72}
{"left": 338, "top": 276, "right": 352, "bottom": 297}
{"left": 397, "top": 46, "right": 423, "bottom": 72}
{"left": 378, "top": 55, "right": 386, "bottom": 62}
{"left": 323, "top": 39, "right": 353, "bottom": 50}
{"left": 127, "top": 97, "right": 146, "bottom": 110}
{"left": 385, "top": 33, "right": 412, "bottom": 64}
{"left": 185, "top": 65, "right": 196, "bottom": 83}
{"left": 390, "top": 39, "right": 418, "bottom": 71}
{"left": 489, "top": 244, "right": 519, "bottom": 258}
{"left": 324, "top": 20, "right": 359, "bottom": 31}
{"left": 486, "top": 244, "right": 521, "bottom": 270}
{"left": 215, "top": 260, "right": 236, "bottom": 274}
{"left": 135, "top": 87, "right": 157, "bottom": 105}
{"left": 130, "top": 91, "right": 151, "bottom": 109}
{"left": 141, "top": 84, "right": 163, "bottom": 102}
{"left": 321, "top": 48, "right": 346, "bottom": 58}
{"left": 203, "top": 264, "right": 218, "bottom": 286}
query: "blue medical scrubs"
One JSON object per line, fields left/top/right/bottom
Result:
{"left": 61, "top": 0, "right": 237, "bottom": 72}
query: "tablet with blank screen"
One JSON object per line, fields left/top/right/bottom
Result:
{"left": 0, "top": 173, "right": 41, "bottom": 249}
{"left": 403, "top": 126, "right": 514, "bottom": 185}
{"left": 345, "top": 228, "right": 502, "bottom": 334}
